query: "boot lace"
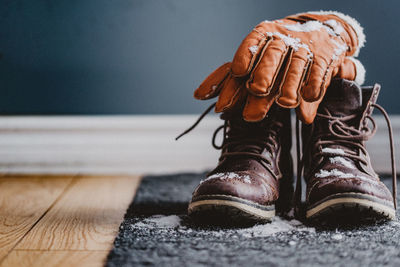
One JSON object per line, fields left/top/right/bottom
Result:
{"left": 176, "top": 103, "right": 281, "bottom": 179}
{"left": 212, "top": 118, "right": 282, "bottom": 179}
{"left": 293, "top": 103, "right": 397, "bottom": 214}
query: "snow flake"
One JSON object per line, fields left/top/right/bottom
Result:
{"left": 329, "top": 156, "right": 354, "bottom": 168}
{"left": 238, "top": 217, "right": 315, "bottom": 238}
{"left": 314, "top": 168, "right": 380, "bottom": 186}
{"left": 265, "top": 32, "right": 312, "bottom": 55}
{"left": 331, "top": 38, "right": 348, "bottom": 60}
{"left": 315, "top": 169, "right": 353, "bottom": 178}
{"left": 322, "top": 147, "right": 345, "bottom": 155}
{"left": 284, "top": 20, "right": 324, "bottom": 32}
{"left": 131, "top": 215, "right": 316, "bottom": 238}
{"left": 324, "top": 19, "right": 344, "bottom": 35}
{"left": 133, "top": 215, "right": 182, "bottom": 228}
{"left": 283, "top": 20, "right": 340, "bottom": 37}
{"left": 249, "top": 45, "right": 259, "bottom": 55}
{"left": 201, "top": 172, "right": 252, "bottom": 184}
{"left": 306, "top": 10, "right": 366, "bottom": 56}
{"left": 331, "top": 233, "right": 343, "bottom": 241}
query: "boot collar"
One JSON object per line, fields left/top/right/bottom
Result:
{"left": 318, "top": 78, "right": 381, "bottom": 130}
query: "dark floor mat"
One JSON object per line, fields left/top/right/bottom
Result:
{"left": 106, "top": 173, "right": 400, "bottom": 267}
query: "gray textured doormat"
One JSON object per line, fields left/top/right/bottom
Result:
{"left": 106, "top": 173, "right": 400, "bottom": 267}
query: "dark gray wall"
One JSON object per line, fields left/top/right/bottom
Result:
{"left": 0, "top": 0, "right": 399, "bottom": 114}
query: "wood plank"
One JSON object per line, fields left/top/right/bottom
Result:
{"left": 0, "top": 176, "right": 73, "bottom": 262}
{"left": 16, "top": 175, "right": 141, "bottom": 250}
{"left": 1, "top": 250, "right": 108, "bottom": 267}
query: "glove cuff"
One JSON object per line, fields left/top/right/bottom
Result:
{"left": 348, "top": 57, "right": 366, "bottom": 85}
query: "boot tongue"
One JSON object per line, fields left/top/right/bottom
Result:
{"left": 319, "top": 79, "right": 362, "bottom": 117}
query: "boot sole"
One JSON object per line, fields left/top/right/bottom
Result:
{"left": 188, "top": 194, "right": 275, "bottom": 224}
{"left": 306, "top": 192, "right": 396, "bottom": 221}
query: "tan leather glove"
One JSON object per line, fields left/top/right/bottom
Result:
{"left": 194, "top": 11, "right": 366, "bottom": 124}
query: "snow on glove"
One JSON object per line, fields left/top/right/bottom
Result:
{"left": 194, "top": 11, "right": 366, "bottom": 124}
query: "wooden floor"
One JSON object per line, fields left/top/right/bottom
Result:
{"left": 0, "top": 175, "right": 141, "bottom": 267}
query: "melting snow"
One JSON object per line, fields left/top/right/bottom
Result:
{"left": 389, "top": 220, "right": 400, "bottom": 227}
{"left": 331, "top": 39, "right": 348, "bottom": 60}
{"left": 134, "top": 215, "right": 182, "bottom": 228}
{"left": 265, "top": 32, "right": 312, "bottom": 56}
{"left": 202, "top": 172, "right": 252, "bottom": 184}
{"left": 314, "top": 168, "right": 380, "bottom": 186}
{"left": 306, "top": 10, "right": 366, "bottom": 56}
{"left": 128, "top": 214, "right": 400, "bottom": 244}
{"left": 316, "top": 169, "right": 354, "bottom": 178}
{"left": 324, "top": 19, "right": 344, "bottom": 35}
{"left": 237, "top": 217, "right": 315, "bottom": 238}
{"left": 331, "top": 233, "right": 343, "bottom": 241}
{"left": 284, "top": 20, "right": 324, "bottom": 32}
{"left": 329, "top": 156, "right": 354, "bottom": 168}
{"left": 278, "top": 19, "right": 349, "bottom": 61}
{"left": 322, "top": 147, "right": 345, "bottom": 155}
{"left": 249, "top": 45, "right": 259, "bottom": 55}
{"left": 131, "top": 215, "right": 315, "bottom": 237}
{"left": 283, "top": 19, "right": 344, "bottom": 38}
{"left": 286, "top": 209, "right": 295, "bottom": 218}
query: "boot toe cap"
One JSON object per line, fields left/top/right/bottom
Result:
{"left": 307, "top": 175, "right": 394, "bottom": 206}
{"left": 191, "top": 171, "right": 278, "bottom": 206}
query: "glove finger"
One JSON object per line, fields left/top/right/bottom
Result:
{"left": 297, "top": 67, "right": 334, "bottom": 124}
{"left": 247, "top": 39, "right": 288, "bottom": 96}
{"left": 334, "top": 57, "right": 365, "bottom": 85}
{"left": 231, "top": 30, "right": 268, "bottom": 77}
{"left": 221, "top": 86, "right": 248, "bottom": 114}
{"left": 333, "top": 57, "right": 356, "bottom": 80}
{"left": 194, "top": 62, "right": 231, "bottom": 100}
{"left": 215, "top": 75, "right": 245, "bottom": 113}
{"left": 243, "top": 94, "right": 277, "bottom": 122}
{"left": 300, "top": 56, "right": 330, "bottom": 102}
{"left": 276, "top": 47, "right": 311, "bottom": 108}
{"left": 295, "top": 98, "right": 323, "bottom": 124}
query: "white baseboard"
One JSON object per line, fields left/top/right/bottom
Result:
{"left": 0, "top": 115, "right": 398, "bottom": 175}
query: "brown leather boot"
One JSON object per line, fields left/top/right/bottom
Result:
{"left": 298, "top": 79, "right": 396, "bottom": 222}
{"left": 188, "top": 104, "right": 293, "bottom": 224}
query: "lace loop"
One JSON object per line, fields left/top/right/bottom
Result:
{"left": 212, "top": 123, "right": 226, "bottom": 149}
